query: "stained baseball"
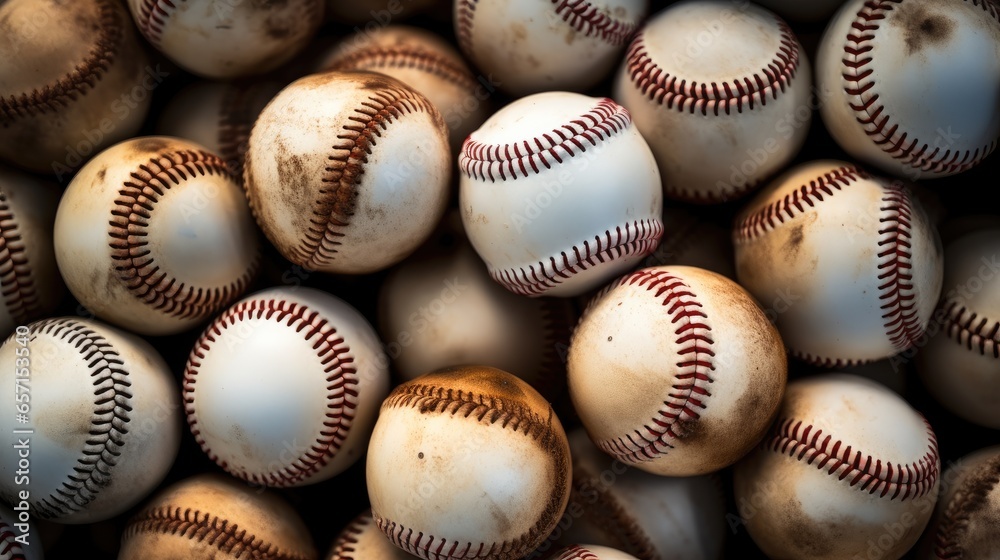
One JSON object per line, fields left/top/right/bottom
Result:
{"left": 0, "top": 318, "right": 181, "bottom": 524}
{"left": 549, "top": 545, "right": 640, "bottom": 560}
{"left": 568, "top": 265, "right": 787, "bottom": 476}
{"left": 327, "top": 509, "right": 416, "bottom": 560}
{"left": 118, "top": 473, "right": 317, "bottom": 560}
{"left": 733, "top": 373, "right": 940, "bottom": 560}
{"left": 613, "top": 0, "right": 812, "bottom": 202}
{"left": 817, "top": 0, "right": 1000, "bottom": 178}
{"left": 184, "top": 286, "right": 390, "bottom": 487}
{"left": 244, "top": 71, "right": 452, "bottom": 275}
{"left": 53, "top": 136, "right": 260, "bottom": 336}
{"left": 459, "top": 91, "right": 663, "bottom": 298}
{"left": 367, "top": 366, "right": 572, "bottom": 560}
{"left": 923, "top": 445, "right": 1000, "bottom": 560}
{"left": 734, "top": 160, "right": 944, "bottom": 366}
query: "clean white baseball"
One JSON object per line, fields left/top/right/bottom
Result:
{"left": 549, "top": 545, "right": 640, "bottom": 560}
{"left": 126, "top": 0, "right": 324, "bottom": 79}
{"left": 613, "top": 0, "right": 812, "bottom": 202}
{"left": 0, "top": 502, "right": 41, "bottom": 560}
{"left": 923, "top": 445, "right": 1000, "bottom": 559}
{"left": 459, "top": 91, "right": 663, "bottom": 298}
{"left": 327, "top": 509, "right": 415, "bottom": 560}
{"left": 53, "top": 136, "right": 260, "bottom": 336}
{"left": 568, "top": 265, "right": 787, "bottom": 475}
{"left": 733, "top": 373, "right": 940, "bottom": 560}
{"left": 816, "top": 0, "right": 1000, "bottom": 178}
{"left": 454, "top": 0, "right": 648, "bottom": 96}
{"left": 917, "top": 227, "right": 1000, "bottom": 428}
{"left": 0, "top": 318, "right": 181, "bottom": 524}
{"left": 244, "top": 71, "right": 452, "bottom": 275}
{"left": 0, "top": 165, "right": 65, "bottom": 338}
{"left": 184, "top": 286, "right": 390, "bottom": 487}
{"left": 367, "top": 366, "right": 572, "bottom": 560}
{"left": 733, "top": 160, "right": 944, "bottom": 366}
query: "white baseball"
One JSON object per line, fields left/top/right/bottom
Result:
{"left": 733, "top": 373, "right": 940, "bottom": 560}
{"left": 549, "top": 545, "right": 640, "bottom": 560}
{"left": 459, "top": 91, "right": 663, "bottom": 298}
{"left": 613, "top": 0, "right": 812, "bottom": 203}
{"left": 327, "top": 509, "right": 416, "bottom": 560}
{"left": 184, "top": 286, "right": 390, "bottom": 487}
{"left": 922, "top": 445, "right": 1000, "bottom": 560}
{"left": 126, "top": 0, "right": 324, "bottom": 79}
{"left": 454, "top": 0, "right": 648, "bottom": 96}
{"left": 733, "top": 160, "right": 944, "bottom": 366}
{"left": 118, "top": 473, "right": 317, "bottom": 560}
{"left": 367, "top": 366, "right": 572, "bottom": 560}
{"left": 816, "top": 0, "right": 1000, "bottom": 178}
{"left": 53, "top": 136, "right": 260, "bottom": 336}
{"left": 0, "top": 0, "right": 152, "bottom": 174}
{"left": 568, "top": 265, "right": 787, "bottom": 476}
{"left": 0, "top": 165, "right": 65, "bottom": 338}
{"left": 0, "top": 502, "right": 42, "bottom": 560}
{"left": 244, "top": 71, "right": 452, "bottom": 275}
{"left": 917, "top": 227, "right": 1000, "bottom": 428}
{"left": 0, "top": 318, "right": 181, "bottom": 524}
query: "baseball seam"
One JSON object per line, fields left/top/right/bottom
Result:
{"left": 291, "top": 85, "right": 437, "bottom": 271}
{"left": 31, "top": 319, "right": 133, "bottom": 519}
{"left": 326, "top": 48, "right": 481, "bottom": 94}
{"left": 328, "top": 510, "right": 373, "bottom": 560}
{"left": 184, "top": 297, "right": 360, "bottom": 487}
{"left": 489, "top": 219, "right": 663, "bottom": 297}
{"left": 842, "top": 0, "right": 999, "bottom": 174}
{"left": 0, "top": 518, "right": 26, "bottom": 558}
{"left": 0, "top": 194, "right": 41, "bottom": 324}
{"left": 572, "top": 468, "right": 657, "bottom": 559}
{"left": 877, "top": 182, "right": 923, "bottom": 352}
{"left": 940, "top": 300, "right": 1000, "bottom": 359}
{"left": 766, "top": 416, "right": 939, "bottom": 501}
{"left": 934, "top": 454, "right": 1000, "bottom": 559}
{"left": 109, "top": 149, "right": 257, "bottom": 320}
{"left": 595, "top": 269, "right": 716, "bottom": 464}
{"left": 0, "top": 0, "right": 123, "bottom": 125}
{"left": 556, "top": 545, "right": 601, "bottom": 560}
{"left": 122, "top": 506, "right": 312, "bottom": 560}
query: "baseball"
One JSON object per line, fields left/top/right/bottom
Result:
{"left": 816, "top": 0, "right": 1000, "bottom": 178}
{"left": 734, "top": 373, "right": 940, "bottom": 560}
{"left": 367, "top": 365, "right": 572, "bottom": 560}
{"left": 454, "top": 0, "right": 647, "bottom": 96}
{"left": 126, "top": 0, "right": 324, "bottom": 79}
{"left": 734, "top": 160, "right": 944, "bottom": 366}
{"left": 0, "top": 165, "right": 65, "bottom": 338}
{"left": 0, "top": 0, "right": 152, "bottom": 174}
{"left": 0, "top": 317, "right": 182, "bottom": 524}
{"left": 318, "top": 24, "right": 490, "bottom": 152}
{"left": 550, "top": 545, "right": 640, "bottom": 560}
{"left": 184, "top": 286, "right": 390, "bottom": 487}
{"left": 917, "top": 226, "right": 1000, "bottom": 428}
{"left": 459, "top": 91, "right": 663, "bottom": 298}
{"left": 118, "top": 473, "right": 317, "bottom": 560}
{"left": 613, "top": 0, "right": 812, "bottom": 203}
{"left": 53, "top": 136, "right": 260, "bottom": 336}
{"left": 923, "top": 445, "right": 1000, "bottom": 559}
{"left": 568, "top": 265, "right": 787, "bottom": 476}
{"left": 244, "top": 71, "right": 452, "bottom": 275}
{"left": 1, "top": 502, "right": 41, "bottom": 560}
{"left": 327, "top": 509, "right": 416, "bottom": 560}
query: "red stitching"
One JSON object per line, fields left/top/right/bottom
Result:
{"left": 789, "top": 349, "right": 872, "bottom": 369}
{"left": 554, "top": 545, "right": 601, "bottom": 560}
{"left": 134, "top": 0, "right": 175, "bottom": 45}
{"left": 842, "top": 0, "right": 999, "bottom": 174}
{"left": 490, "top": 219, "right": 663, "bottom": 297}
{"left": 877, "top": 183, "right": 923, "bottom": 351}
{"left": 940, "top": 301, "right": 1000, "bottom": 359}
{"left": 766, "top": 416, "right": 939, "bottom": 501}
{"left": 458, "top": 98, "right": 631, "bottom": 182}
{"left": 594, "top": 269, "right": 715, "bottom": 464}
{"left": 325, "top": 48, "right": 480, "bottom": 94}
{"left": 0, "top": 518, "right": 26, "bottom": 558}
{"left": 122, "top": 506, "right": 312, "bottom": 560}
{"left": 622, "top": 17, "right": 800, "bottom": 115}
{"left": 183, "top": 297, "right": 359, "bottom": 487}
{"left": 934, "top": 453, "right": 1000, "bottom": 559}
{"left": 109, "top": 149, "right": 258, "bottom": 320}
{"left": 328, "top": 510, "right": 371, "bottom": 560}
{"left": 0, "top": 0, "right": 123, "bottom": 125}
{"left": 0, "top": 194, "right": 40, "bottom": 324}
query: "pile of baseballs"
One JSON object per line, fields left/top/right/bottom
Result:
{"left": 0, "top": 0, "right": 998, "bottom": 558}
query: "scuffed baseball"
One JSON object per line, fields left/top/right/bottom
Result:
{"left": 0, "top": 318, "right": 182, "bottom": 524}
{"left": 0, "top": 502, "right": 42, "bottom": 560}
{"left": 118, "top": 473, "right": 317, "bottom": 560}
{"left": 568, "top": 265, "right": 787, "bottom": 476}
{"left": 0, "top": 0, "right": 152, "bottom": 174}
{"left": 53, "top": 136, "right": 260, "bottom": 336}
{"left": 184, "top": 287, "right": 390, "bottom": 487}
{"left": 244, "top": 71, "right": 451, "bottom": 275}
{"left": 922, "top": 445, "right": 1000, "bottom": 560}
{"left": 917, "top": 227, "right": 1000, "bottom": 428}
{"left": 459, "top": 91, "right": 663, "bottom": 298}
{"left": 614, "top": 0, "right": 812, "bottom": 202}
{"left": 126, "top": 0, "right": 324, "bottom": 79}
{"left": 733, "top": 160, "right": 944, "bottom": 367}
{"left": 549, "top": 545, "right": 640, "bottom": 560}
{"left": 816, "top": 0, "right": 1000, "bottom": 178}
{"left": 367, "top": 366, "right": 572, "bottom": 560}
{"left": 733, "top": 373, "right": 940, "bottom": 560}
{"left": 0, "top": 165, "right": 65, "bottom": 338}
{"left": 327, "top": 509, "right": 416, "bottom": 560}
